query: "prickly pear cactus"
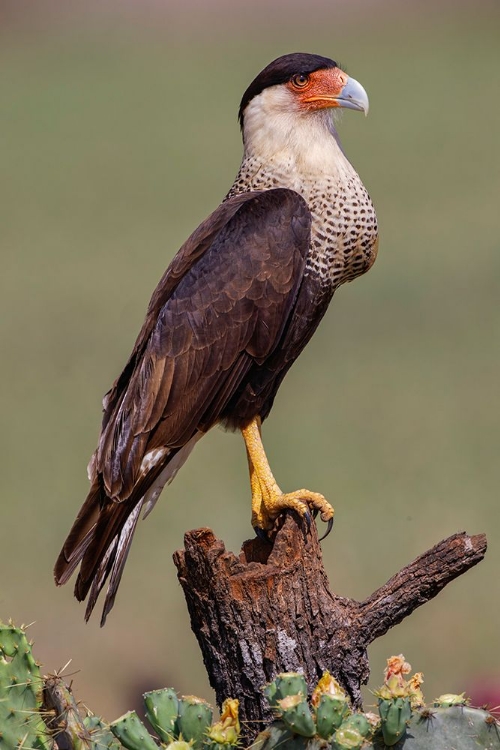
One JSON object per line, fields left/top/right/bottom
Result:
{"left": 1, "top": 625, "right": 498, "bottom": 750}
{"left": 252, "top": 670, "right": 372, "bottom": 750}
{"left": 143, "top": 687, "right": 179, "bottom": 742}
{"left": 0, "top": 621, "right": 50, "bottom": 750}
{"left": 0, "top": 621, "right": 123, "bottom": 750}
{"left": 205, "top": 698, "right": 241, "bottom": 749}
{"left": 251, "top": 657, "right": 500, "bottom": 750}
{"left": 311, "top": 672, "right": 351, "bottom": 738}
{"left": 110, "top": 711, "right": 159, "bottom": 750}
{"left": 379, "top": 704, "right": 500, "bottom": 749}
{"left": 110, "top": 691, "right": 240, "bottom": 750}
{"left": 84, "top": 715, "right": 122, "bottom": 750}
{"left": 373, "top": 654, "right": 421, "bottom": 746}
{"left": 177, "top": 695, "right": 213, "bottom": 746}
{"left": 0, "top": 621, "right": 241, "bottom": 750}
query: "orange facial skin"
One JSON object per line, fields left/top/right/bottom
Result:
{"left": 287, "top": 67, "right": 350, "bottom": 111}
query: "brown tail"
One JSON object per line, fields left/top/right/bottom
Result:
{"left": 54, "top": 481, "right": 144, "bottom": 626}
{"left": 54, "top": 483, "right": 102, "bottom": 587}
{"left": 54, "top": 434, "right": 204, "bottom": 624}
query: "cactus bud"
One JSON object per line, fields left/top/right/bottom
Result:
{"left": 311, "top": 671, "right": 347, "bottom": 706}
{"left": 206, "top": 698, "right": 240, "bottom": 747}
{"left": 433, "top": 692, "right": 468, "bottom": 708}
{"left": 407, "top": 672, "right": 425, "bottom": 708}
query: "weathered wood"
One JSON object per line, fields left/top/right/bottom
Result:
{"left": 357, "top": 531, "right": 487, "bottom": 643}
{"left": 173, "top": 517, "right": 486, "bottom": 743}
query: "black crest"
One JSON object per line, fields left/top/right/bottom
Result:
{"left": 238, "top": 53, "right": 338, "bottom": 128}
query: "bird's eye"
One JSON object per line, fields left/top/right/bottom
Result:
{"left": 291, "top": 74, "right": 309, "bottom": 89}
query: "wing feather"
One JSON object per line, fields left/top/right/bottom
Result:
{"left": 96, "top": 188, "right": 311, "bottom": 499}
{"left": 55, "top": 187, "right": 312, "bottom": 622}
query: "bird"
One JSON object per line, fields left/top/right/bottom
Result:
{"left": 54, "top": 52, "right": 379, "bottom": 625}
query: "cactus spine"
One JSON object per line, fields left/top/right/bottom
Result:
{"left": 110, "top": 692, "right": 239, "bottom": 750}
{"left": 251, "top": 656, "right": 500, "bottom": 749}
{"left": 0, "top": 621, "right": 49, "bottom": 750}
{"left": 143, "top": 688, "right": 179, "bottom": 742}
{"left": 0, "top": 624, "right": 499, "bottom": 750}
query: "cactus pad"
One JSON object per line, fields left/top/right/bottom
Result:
{"left": 110, "top": 710, "right": 159, "bottom": 750}
{"left": 144, "top": 687, "right": 179, "bottom": 743}
{"left": 251, "top": 657, "right": 500, "bottom": 750}
{"left": 0, "top": 621, "right": 49, "bottom": 750}
{"left": 176, "top": 695, "right": 213, "bottom": 747}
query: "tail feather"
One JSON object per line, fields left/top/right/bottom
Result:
{"left": 88, "top": 500, "right": 144, "bottom": 626}
{"left": 54, "top": 484, "right": 101, "bottom": 586}
{"left": 84, "top": 538, "right": 116, "bottom": 622}
{"left": 54, "top": 479, "right": 144, "bottom": 623}
{"left": 54, "top": 527, "right": 96, "bottom": 586}
{"left": 73, "top": 494, "right": 140, "bottom": 600}
{"left": 55, "top": 434, "right": 203, "bottom": 623}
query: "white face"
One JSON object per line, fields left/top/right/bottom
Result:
{"left": 242, "top": 85, "right": 347, "bottom": 177}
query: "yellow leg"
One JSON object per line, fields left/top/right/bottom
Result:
{"left": 241, "top": 416, "right": 334, "bottom": 535}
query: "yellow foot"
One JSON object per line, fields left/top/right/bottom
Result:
{"left": 241, "top": 416, "right": 335, "bottom": 540}
{"left": 251, "top": 485, "right": 334, "bottom": 539}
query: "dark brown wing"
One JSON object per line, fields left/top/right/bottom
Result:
{"left": 98, "top": 190, "right": 259, "bottom": 440}
{"left": 54, "top": 188, "right": 312, "bottom": 623}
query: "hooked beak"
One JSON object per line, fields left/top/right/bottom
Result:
{"left": 300, "top": 69, "right": 370, "bottom": 116}
{"left": 335, "top": 75, "right": 369, "bottom": 115}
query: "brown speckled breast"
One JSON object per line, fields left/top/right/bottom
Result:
{"left": 226, "top": 155, "right": 379, "bottom": 298}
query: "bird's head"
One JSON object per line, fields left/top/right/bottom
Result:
{"left": 238, "top": 53, "right": 369, "bottom": 166}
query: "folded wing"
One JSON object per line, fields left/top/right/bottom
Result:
{"left": 54, "top": 188, "right": 312, "bottom": 624}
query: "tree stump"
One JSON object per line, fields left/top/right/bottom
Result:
{"left": 173, "top": 516, "right": 486, "bottom": 744}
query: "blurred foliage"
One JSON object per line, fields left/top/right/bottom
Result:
{"left": 0, "top": 0, "right": 499, "bottom": 724}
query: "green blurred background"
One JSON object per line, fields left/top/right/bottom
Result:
{"left": 1, "top": 0, "right": 499, "bottom": 723}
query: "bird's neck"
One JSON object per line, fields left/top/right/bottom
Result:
{"left": 238, "top": 108, "right": 355, "bottom": 188}
{"left": 227, "top": 107, "right": 379, "bottom": 296}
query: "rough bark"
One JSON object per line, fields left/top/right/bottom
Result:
{"left": 173, "top": 516, "right": 486, "bottom": 744}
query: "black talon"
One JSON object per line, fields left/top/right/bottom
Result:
{"left": 254, "top": 526, "right": 270, "bottom": 541}
{"left": 303, "top": 509, "right": 312, "bottom": 531}
{"left": 318, "top": 516, "right": 334, "bottom": 542}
